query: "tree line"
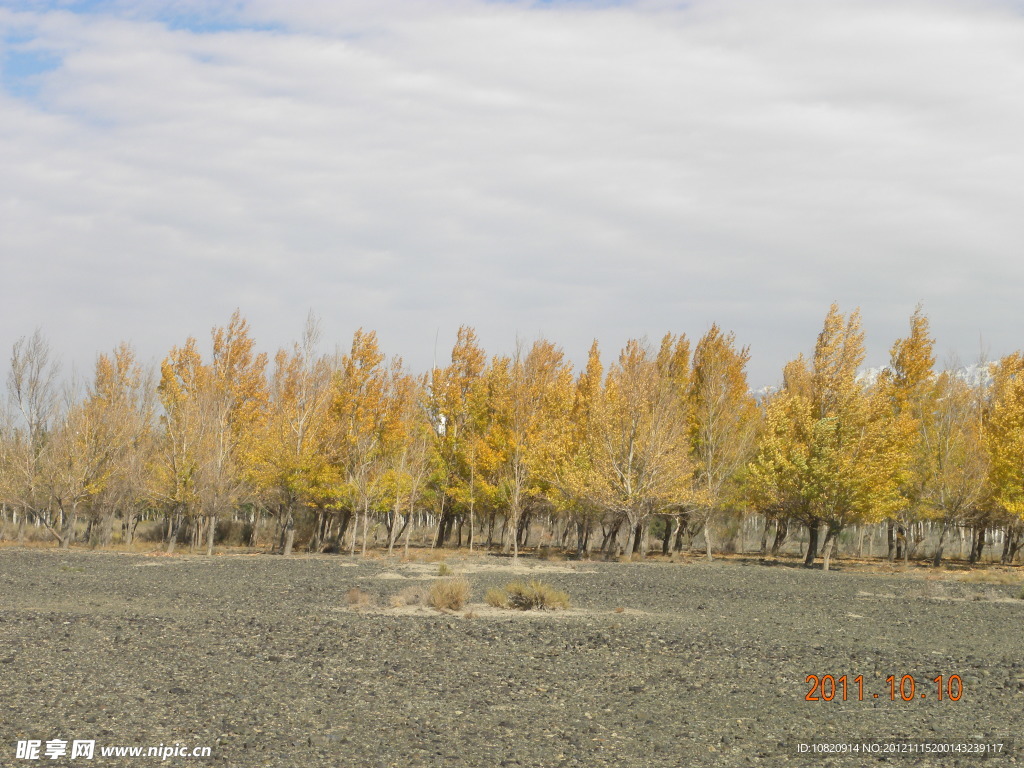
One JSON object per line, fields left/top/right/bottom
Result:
{"left": 0, "top": 306, "right": 1021, "bottom": 569}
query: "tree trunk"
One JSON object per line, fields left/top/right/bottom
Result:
{"left": 282, "top": 512, "right": 296, "bottom": 557}
{"left": 248, "top": 511, "right": 260, "bottom": 549}
{"left": 886, "top": 521, "right": 896, "bottom": 562}
{"left": 402, "top": 510, "right": 414, "bottom": 558}
{"left": 673, "top": 514, "right": 688, "bottom": 553}
{"left": 932, "top": 521, "right": 950, "bottom": 568}
{"left": 576, "top": 519, "right": 587, "bottom": 559}
{"left": 206, "top": 513, "right": 216, "bottom": 556}
{"left": 517, "top": 512, "right": 531, "bottom": 550}
{"left": 759, "top": 516, "right": 771, "bottom": 556}
{"left": 803, "top": 520, "right": 820, "bottom": 567}
{"left": 821, "top": 526, "right": 839, "bottom": 571}
{"left": 600, "top": 520, "right": 621, "bottom": 555}
{"left": 59, "top": 505, "right": 77, "bottom": 550}
{"left": 631, "top": 522, "right": 644, "bottom": 557}
{"left": 333, "top": 509, "right": 351, "bottom": 551}
{"left": 166, "top": 513, "right": 181, "bottom": 555}
{"left": 969, "top": 526, "right": 985, "bottom": 564}
{"left": 662, "top": 516, "right": 675, "bottom": 556}
{"left": 771, "top": 518, "right": 788, "bottom": 556}
{"left": 703, "top": 520, "right": 713, "bottom": 562}
{"left": 361, "top": 501, "right": 370, "bottom": 556}
{"left": 97, "top": 512, "right": 115, "bottom": 549}
{"left": 123, "top": 512, "right": 139, "bottom": 547}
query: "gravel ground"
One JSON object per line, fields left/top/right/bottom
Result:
{"left": 0, "top": 548, "right": 1021, "bottom": 767}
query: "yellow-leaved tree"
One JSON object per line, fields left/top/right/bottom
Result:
{"left": 428, "top": 326, "right": 488, "bottom": 549}
{"left": 750, "top": 305, "right": 910, "bottom": 569}
{"left": 489, "top": 338, "right": 573, "bottom": 560}
{"left": 984, "top": 353, "right": 1024, "bottom": 563}
{"left": 155, "top": 311, "right": 267, "bottom": 555}
{"left": 254, "top": 314, "right": 336, "bottom": 556}
{"left": 689, "top": 325, "right": 759, "bottom": 560}
{"left": 330, "top": 328, "right": 391, "bottom": 556}
{"left": 879, "top": 308, "right": 989, "bottom": 566}
{"left": 582, "top": 337, "right": 692, "bottom": 557}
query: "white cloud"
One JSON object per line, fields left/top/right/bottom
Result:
{"left": 1, "top": 0, "right": 1023, "bottom": 384}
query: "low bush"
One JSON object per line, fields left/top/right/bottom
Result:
{"left": 437, "top": 562, "right": 454, "bottom": 576}
{"left": 389, "top": 585, "right": 428, "bottom": 608}
{"left": 345, "top": 587, "right": 374, "bottom": 608}
{"left": 499, "top": 580, "right": 570, "bottom": 611}
{"left": 485, "top": 587, "right": 509, "bottom": 608}
{"left": 428, "top": 577, "right": 471, "bottom": 611}
{"left": 537, "top": 546, "right": 564, "bottom": 562}
{"left": 959, "top": 569, "right": 1022, "bottom": 585}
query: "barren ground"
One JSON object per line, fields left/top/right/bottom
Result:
{"left": 0, "top": 548, "right": 1021, "bottom": 767}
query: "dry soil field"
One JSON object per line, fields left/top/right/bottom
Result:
{"left": 0, "top": 548, "right": 1021, "bottom": 767}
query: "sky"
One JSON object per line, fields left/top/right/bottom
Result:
{"left": 2, "top": 0, "right": 1023, "bottom": 388}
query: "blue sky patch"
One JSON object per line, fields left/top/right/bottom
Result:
{"left": 1, "top": 45, "right": 61, "bottom": 101}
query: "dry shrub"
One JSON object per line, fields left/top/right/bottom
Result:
{"left": 485, "top": 587, "right": 509, "bottom": 608}
{"left": 437, "top": 562, "right": 454, "bottom": 576}
{"left": 959, "top": 569, "right": 1022, "bottom": 585}
{"left": 428, "top": 577, "right": 471, "bottom": 611}
{"left": 503, "top": 580, "right": 570, "bottom": 611}
{"left": 537, "top": 546, "right": 564, "bottom": 562}
{"left": 345, "top": 587, "right": 374, "bottom": 608}
{"left": 389, "top": 585, "right": 428, "bottom": 608}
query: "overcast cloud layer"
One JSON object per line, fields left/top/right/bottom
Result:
{"left": 1, "top": 0, "right": 1022, "bottom": 386}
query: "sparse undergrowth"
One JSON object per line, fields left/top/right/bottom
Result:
{"left": 345, "top": 587, "right": 374, "bottom": 608}
{"left": 389, "top": 585, "right": 429, "bottom": 608}
{"left": 486, "top": 580, "right": 570, "bottom": 611}
{"left": 428, "top": 577, "right": 471, "bottom": 611}
{"left": 957, "top": 569, "right": 1023, "bottom": 585}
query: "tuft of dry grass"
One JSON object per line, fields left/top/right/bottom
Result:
{"left": 345, "top": 587, "right": 374, "bottom": 608}
{"left": 437, "top": 562, "right": 454, "bottom": 576}
{"left": 958, "top": 569, "right": 1023, "bottom": 585}
{"left": 389, "top": 585, "right": 428, "bottom": 608}
{"left": 496, "top": 580, "right": 570, "bottom": 611}
{"left": 428, "top": 577, "right": 471, "bottom": 611}
{"left": 537, "top": 546, "right": 564, "bottom": 562}
{"left": 485, "top": 587, "right": 509, "bottom": 608}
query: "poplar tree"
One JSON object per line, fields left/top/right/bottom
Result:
{"left": 984, "top": 353, "right": 1024, "bottom": 563}
{"left": 751, "top": 306, "right": 909, "bottom": 569}
{"left": 254, "top": 315, "right": 335, "bottom": 555}
{"left": 689, "top": 325, "right": 758, "bottom": 560}
{"left": 583, "top": 337, "right": 692, "bottom": 557}
{"left": 877, "top": 306, "right": 937, "bottom": 561}
{"left": 330, "top": 329, "right": 390, "bottom": 555}
{"left": 428, "top": 326, "right": 488, "bottom": 548}
{"left": 491, "top": 339, "right": 573, "bottom": 560}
